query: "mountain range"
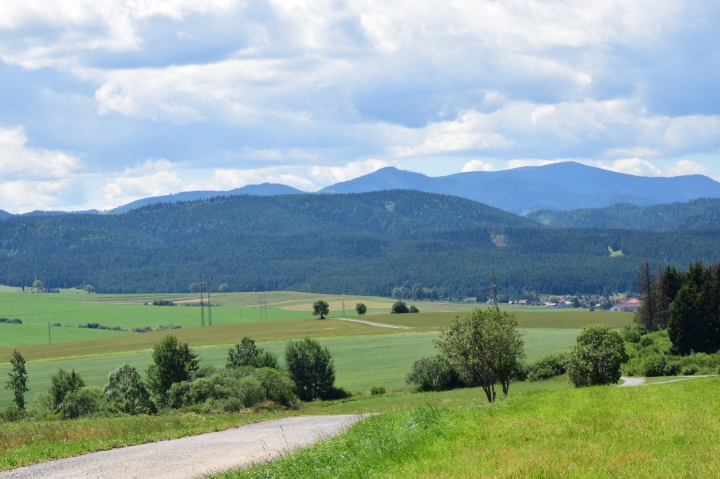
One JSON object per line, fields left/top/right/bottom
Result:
{"left": 3, "top": 162, "right": 720, "bottom": 219}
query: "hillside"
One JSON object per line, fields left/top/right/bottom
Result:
{"left": 0, "top": 190, "right": 718, "bottom": 297}
{"left": 321, "top": 162, "right": 720, "bottom": 213}
{"left": 0, "top": 210, "right": 11, "bottom": 220}
{"left": 528, "top": 198, "right": 720, "bottom": 232}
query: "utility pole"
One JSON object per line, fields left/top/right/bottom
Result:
{"left": 48, "top": 322, "right": 51, "bottom": 344}
{"left": 342, "top": 296, "right": 346, "bottom": 317}
{"left": 207, "top": 283, "right": 212, "bottom": 326}
{"left": 200, "top": 281, "right": 205, "bottom": 327}
{"left": 491, "top": 273, "right": 498, "bottom": 308}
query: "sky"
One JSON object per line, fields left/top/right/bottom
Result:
{"left": 1, "top": 0, "right": 719, "bottom": 213}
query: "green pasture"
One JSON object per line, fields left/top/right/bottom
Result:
{"left": 0, "top": 329, "right": 578, "bottom": 408}
{"left": 0, "top": 323, "right": 126, "bottom": 348}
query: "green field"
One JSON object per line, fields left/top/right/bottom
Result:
{"left": 0, "top": 329, "right": 578, "bottom": 408}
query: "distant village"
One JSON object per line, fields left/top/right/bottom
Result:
{"left": 498, "top": 295, "right": 641, "bottom": 312}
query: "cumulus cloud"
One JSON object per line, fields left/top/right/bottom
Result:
{"left": 462, "top": 160, "right": 494, "bottom": 172}
{"left": 667, "top": 160, "right": 710, "bottom": 177}
{"left": 0, "top": 126, "right": 80, "bottom": 181}
{"left": 602, "top": 159, "right": 662, "bottom": 176}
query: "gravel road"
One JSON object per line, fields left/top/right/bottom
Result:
{"left": 619, "top": 377, "right": 646, "bottom": 387}
{"left": 0, "top": 415, "right": 366, "bottom": 479}
{"left": 337, "top": 318, "right": 409, "bottom": 329}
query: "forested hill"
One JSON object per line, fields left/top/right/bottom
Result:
{"left": 1, "top": 190, "right": 719, "bottom": 297}
{"left": 0, "top": 210, "right": 10, "bottom": 220}
{"left": 527, "top": 198, "right": 720, "bottom": 232}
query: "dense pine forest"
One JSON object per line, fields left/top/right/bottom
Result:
{"left": 1, "top": 191, "right": 719, "bottom": 298}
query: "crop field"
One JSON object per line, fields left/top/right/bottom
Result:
{"left": 0, "top": 329, "right": 579, "bottom": 408}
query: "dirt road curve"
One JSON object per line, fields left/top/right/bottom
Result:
{"left": 0, "top": 415, "right": 366, "bottom": 479}
{"left": 337, "top": 318, "right": 409, "bottom": 329}
{"left": 619, "top": 377, "right": 646, "bottom": 387}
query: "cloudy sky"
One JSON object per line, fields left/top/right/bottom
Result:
{"left": 1, "top": 0, "right": 719, "bottom": 212}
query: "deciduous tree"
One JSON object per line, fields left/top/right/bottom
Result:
{"left": 6, "top": 350, "right": 28, "bottom": 410}
{"left": 567, "top": 325, "right": 627, "bottom": 387}
{"left": 312, "top": 300, "right": 330, "bottom": 319}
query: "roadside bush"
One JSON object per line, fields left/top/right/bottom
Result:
{"left": 526, "top": 354, "right": 567, "bottom": 381}
{"left": 167, "top": 374, "right": 266, "bottom": 411}
{"left": 49, "top": 369, "right": 85, "bottom": 412}
{"left": 681, "top": 363, "right": 699, "bottom": 376}
{"left": 285, "top": 338, "right": 336, "bottom": 401}
{"left": 370, "top": 386, "right": 386, "bottom": 395}
{"left": 391, "top": 301, "right": 410, "bottom": 314}
{"left": 642, "top": 355, "right": 681, "bottom": 377}
{"left": 323, "top": 386, "right": 352, "bottom": 400}
{"left": 252, "top": 367, "right": 299, "bottom": 407}
{"left": 59, "top": 387, "right": 108, "bottom": 419}
{"left": 567, "top": 325, "right": 628, "bottom": 387}
{"left": 405, "top": 355, "right": 465, "bottom": 392}
{"left": 104, "top": 364, "right": 156, "bottom": 415}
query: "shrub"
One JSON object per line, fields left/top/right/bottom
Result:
{"left": 640, "top": 336, "right": 654, "bottom": 347}
{"left": 355, "top": 303, "right": 367, "bottom": 315}
{"left": 370, "top": 386, "right": 386, "bottom": 395}
{"left": 167, "top": 373, "right": 267, "bottom": 410}
{"left": 642, "top": 355, "right": 681, "bottom": 377}
{"left": 104, "top": 364, "right": 156, "bottom": 415}
{"left": 49, "top": 369, "right": 85, "bottom": 412}
{"left": 621, "top": 324, "right": 643, "bottom": 343}
{"left": 252, "top": 368, "right": 299, "bottom": 407}
{"left": 681, "top": 363, "right": 699, "bottom": 376}
{"left": 132, "top": 327, "right": 154, "bottom": 333}
{"left": 59, "top": 387, "right": 108, "bottom": 419}
{"left": 391, "top": 301, "right": 410, "bottom": 314}
{"left": 227, "top": 337, "right": 279, "bottom": 370}
{"left": 526, "top": 354, "right": 567, "bottom": 381}
{"left": 409, "top": 306, "right": 420, "bottom": 313}
{"left": 285, "top": 338, "right": 336, "bottom": 401}
{"left": 152, "top": 299, "right": 175, "bottom": 306}
{"left": 567, "top": 325, "right": 628, "bottom": 387}
{"left": 323, "top": 386, "right": 352, "bottom": 400}
{"left": 405, "top": 355, "right": 465, "bottom": 392}
{"left": 0, "top": 405, "right": 26, "bottom": 422}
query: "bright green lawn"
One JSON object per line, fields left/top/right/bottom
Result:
{"left": 219, "top": 378, "right": 720, "bottom": 478}
{"left": 0, "top": 329, "right": 578, "bottom": 408}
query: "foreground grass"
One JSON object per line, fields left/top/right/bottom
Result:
{"left": 0, "top": 330, "right": 577, "bottom": 408}
{"left": 216, "top": 377, "right": 720, "bottom": 478}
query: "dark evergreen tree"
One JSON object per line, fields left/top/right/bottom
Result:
{"left": 635, "top": 261, "right": 658, "bottom": 331}
{"left": 284, "top": 338, "right": 335, "bottom": 401}
{"left": 146, "top": 335, "right": 199, "bottom": 402}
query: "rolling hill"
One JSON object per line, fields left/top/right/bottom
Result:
{"left": 527, "top": 198, "right": 720, "bottom": 232}
{"left": 0, "top": 190, "right": 718, "bottom": 298}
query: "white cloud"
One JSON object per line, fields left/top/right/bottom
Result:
{"left": 666, "top": 160, "right": 710, "bottom": 177}
{"left": 310, "top": 159, "right": 397, "bottom": 184}
{"left": 602, "top": 158, "right": 662, "bottom": 176}
{"left": 462, "top": 160, "right": 494, "bottom": 172}
{"left": 0, "top": 126, "right": 80, "bottom": 180}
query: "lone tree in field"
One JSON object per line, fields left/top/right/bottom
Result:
{"left": 226, "top": 337, "right": 279, "bottom": 369}
{"left": 104, "top": 364, "right": 155, "bottom": 415}
{"left": 567, "top": 325, "right": 627, "bottom": 387}
{"left": 32, "top": 279, "right": 44, "bottom": 293}
{"left": 84, "top": 284, "right": 95, "bottom": 294}
{"left": 355, "top": 303, "right": 367, "bottom": 316}
{"left": 6, "top": 350, "right": 29, "bottom": 410}
{"left": 146, "top": 335, "right": 199, "bottom": 403}
{"left": 218, "top": 283, "right": 229, "bottom": 292}
{"left": 436, "top": 308, "right": 524, "bottom": 402}
{"left": 285, "top": 338, "right": 335, "bottom": 401}
{"left": 312, "top": 300, "right": 330, "bottom": 319}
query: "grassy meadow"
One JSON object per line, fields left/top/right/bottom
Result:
{"left": 217, "top": 377, "right": 720, "bottom": 478}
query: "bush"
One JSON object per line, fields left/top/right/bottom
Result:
{"left": 405, "top": 355, "right": 465, "bottom": 392}
{"left": 526, "top": 354, "right": 567, "bottom": 381}
{"left": 681, "top": 363, "right": 699, "bottom": 376}
{"left": 391, "top": 301, "right": 410, "bottom": 314}
{"left": 104, "top": 364, "right": 156, "bottom": 415}
{"left": 640, "top": 336, "right": 654, "bottom": 347}
{"left": 252, "top": 368, "right": 299, "bottom": 407}
{"left": 642, "top": 355, "right": 681, "bottom": 377}
{"left": 567, "top": 325, "right": 628, "bottom": 387}
{"left": 370, "top": 386, "right": 386, "bottom": 395}
{"left": 409, "top": 306, "right": 420, "bottom": 313}
{"left": 0, "top": 405, "right": 27, "bottom": 422}
{"left": 59, "top": 387, "right": 108, "bottom": 419}
{"left": 132, "top": 327, "right": 154, "bottom": 333}
{"left": 355, "top": 303, "right": 367, "bottom": 315}
{"left": 621, "top": 324, "right": 644, "bottom": 343}
{"left": 227, "top": 337, "right": 279, "bottom": 370}
{"left": 285, "top": 338, "right": 336, "bottom": 401}
{"left": 152, "top": 299, "right": 175, "bottom": 306}
{"left": 49, "top": 369, "right": 85, "bottom": 412}
{"left": 167, "top": 373, "right": 267, "bottom": 411}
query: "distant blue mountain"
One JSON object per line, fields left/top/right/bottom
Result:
{"left": 105, "top": 183, "right": 306, "bottom": 214}
{"left": 0, "top": 210, "right": 11, "bottom": 220}
{"left": 320, "top": 162, "right": 720, "bottom": 213}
